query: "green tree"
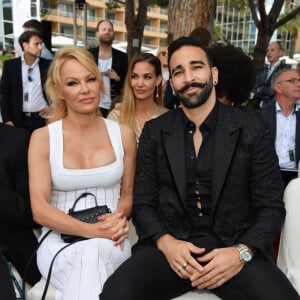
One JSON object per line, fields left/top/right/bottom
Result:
{"left": 279, "top": 9, "right": 300, "bottom": 59}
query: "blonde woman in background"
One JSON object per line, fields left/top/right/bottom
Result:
{"left": 108, "top": 52, "right": 168, "bottom": 143}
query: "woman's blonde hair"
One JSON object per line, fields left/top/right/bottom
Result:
{"left": 120, "top": 53, "right": 162, "bottom": 133}
{"left": 46, "top": 45, "right": 104, "bottom": 122}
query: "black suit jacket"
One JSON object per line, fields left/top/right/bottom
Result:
{"left": 0, "top": 57, "right": 51, "bottom": 126}
{"left": 260, "top": 101, "right": 300, "bottom": 167}
{"left": 133, "top": 103, "right": 285, "bottom": 261}
{"left": 0, "top": 124, "right": 40, "bottom": 284}
{"left": 253, "top": 61, "right": 290, "bottom": 102}
{"left": 88, "top": 47, "right": 128, "bottom": 100}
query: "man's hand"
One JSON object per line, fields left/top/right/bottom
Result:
{"left": 108, "top": 69, "right": 120, "bottom": 82}
{"left": 190, "top": 246, "right": 244, "bottom": 289}
{"left": 156, "top": 234, "right": 205, "bottom": 279}
{"left": 5, "top": 121, "right": 14, "bottom": 126}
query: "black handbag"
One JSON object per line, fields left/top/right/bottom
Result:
{"left": 61, "top": 192, "right": 111, "bottom": 243}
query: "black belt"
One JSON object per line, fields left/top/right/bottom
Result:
{"left": 22, "top": 112, "right": 42, "bottom": 119}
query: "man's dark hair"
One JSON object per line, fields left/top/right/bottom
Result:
{"left": 23, "top": 19, "right": 43, "bottom": 34}
{"left": 189, "top": 27, "right": 212, "bottom": 48}
{"left": 96, "top": 19, "right": 114, "bottom": 31}
{"left": 18, "top": 30, "right": 43, "bottom": 51}
{"left": 168, "top": 36, "right": 214, "bottom": 74}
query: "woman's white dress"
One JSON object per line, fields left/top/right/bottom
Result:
{"left": 37, "top": 119, "right": 131, "bottom": 300}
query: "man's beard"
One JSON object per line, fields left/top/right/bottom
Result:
{"left": 174, "top": 75, "right": 213, "bottom": 109}
{"left": 99, "top": 35, "right": 113, "bottom": 46}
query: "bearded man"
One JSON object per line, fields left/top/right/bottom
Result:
{"left": 89, "top": 19, "right": 128, "bottom": 117}
{"left": 100, "top": 37, "right": 300, "bottom": 300}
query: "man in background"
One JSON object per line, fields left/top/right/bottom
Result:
{"left": 89, "top": 19, "right": 128, "bottom": 117}
{"left": 14, "top": 19, "right": 53, "bottom": 60}
{"left": 260, "top": 68, "right": 300, "bottom": 187}
{"left": 253, "top": 41, "right": 290, "bottom": 107}
{"left": 189, "top": 27, "right": 212, "bottom": 48}
{"left": 0, "top": 123, "right": 41, "bottom": 290}
{"left": 0, "top": 31, "right": 51, "bottom": 132}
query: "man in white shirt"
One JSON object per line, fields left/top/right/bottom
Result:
{"left": 0, "top": 31, "right": 51, "bottom": 132}
{"left": 88, "top": 20, "right": 128, "bottom": 117}
{"left": 260, "top": 68, "right": 300, "bottom": 186}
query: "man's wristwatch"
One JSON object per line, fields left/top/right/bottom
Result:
{"left": 234, "top": 244, "right": 253, "bottom": 264}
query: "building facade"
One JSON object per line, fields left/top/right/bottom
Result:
{"left": 42, "top": 0, "right": 168, "bottom": 50}
{"left": 215, "top": 0, "right": 299, "bottom": 56}
{"left": 0, "top": 1, "right": 299, "bottom": 57}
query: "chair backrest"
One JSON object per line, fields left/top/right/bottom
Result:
{"left": 277, "top": 178, "right": 300, "bottom": 294}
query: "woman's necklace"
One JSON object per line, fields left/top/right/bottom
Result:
{"left": 136, "top": 106, "right": 156, "bottom": 129}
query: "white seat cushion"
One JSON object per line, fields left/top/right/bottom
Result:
{"left": 27, "top": 277, "right": 56, "bottom": 300}
{"left": 172, "top": 289, "right": 221, "bottom": 299}
{"left": 277, "top": 178, "right": 300, "bottom": 294}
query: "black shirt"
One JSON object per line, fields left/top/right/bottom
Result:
{"left": 181, "top": 102, "right": 221, "bottom": 246}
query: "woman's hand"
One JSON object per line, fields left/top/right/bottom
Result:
{"left": 96, "top": 210, "right": 129, "bottom": 250}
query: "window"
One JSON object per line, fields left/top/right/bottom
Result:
{"left": 106, "top": 11, "right": 115, "bottom": 21}
{"left": 31, "top": 0, "right": 37, "bottom": 17}
{"left": 2, "top": 0, "right": 12, "bottom": 21}
{"left": 61, "top": 24, "right": 73, "bottom": 35}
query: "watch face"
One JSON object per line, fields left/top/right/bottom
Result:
{"left": 241, "top": 250, "right": 252, "bottom": 262}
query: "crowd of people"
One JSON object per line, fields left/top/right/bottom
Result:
{"left": 0, "top": 19, "right": 300, "bottom": 300}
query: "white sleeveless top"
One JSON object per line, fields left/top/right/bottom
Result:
{"left": 48, "top": 118, "right": 124, "bottom": 213}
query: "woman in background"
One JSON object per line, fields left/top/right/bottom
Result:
{"left": 28, "top": 46, "right": 136, "bottom": 299}
{"left": 210, "top": 44, "right": 256, "bottom": 106}
{"left": 108, "top": 53, "right": 168, "bottom": 143}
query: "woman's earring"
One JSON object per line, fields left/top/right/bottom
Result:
{"left": 213, "top": 80, "right": 217, "bottom": 85}
{"left": 156, "top": 86, "right": 159, "bottom": 98}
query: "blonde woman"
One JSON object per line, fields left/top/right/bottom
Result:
{"left": 28, "top": 46, "right": 136, "bottom": 299}
{"left": 108, "top": 53, "right": 168, "bottom": 143}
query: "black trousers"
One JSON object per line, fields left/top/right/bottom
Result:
{"left": 281, "top": 170, "right": 298, "bottom": 188}
{"left": 5, "top": 227, "right": 41, "bottom": 286}
{"left": 0, "top": 253, "right": 16, "bottom": 300}
{"left": 100, "top": 246, "right": 300, "bottom": 300}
